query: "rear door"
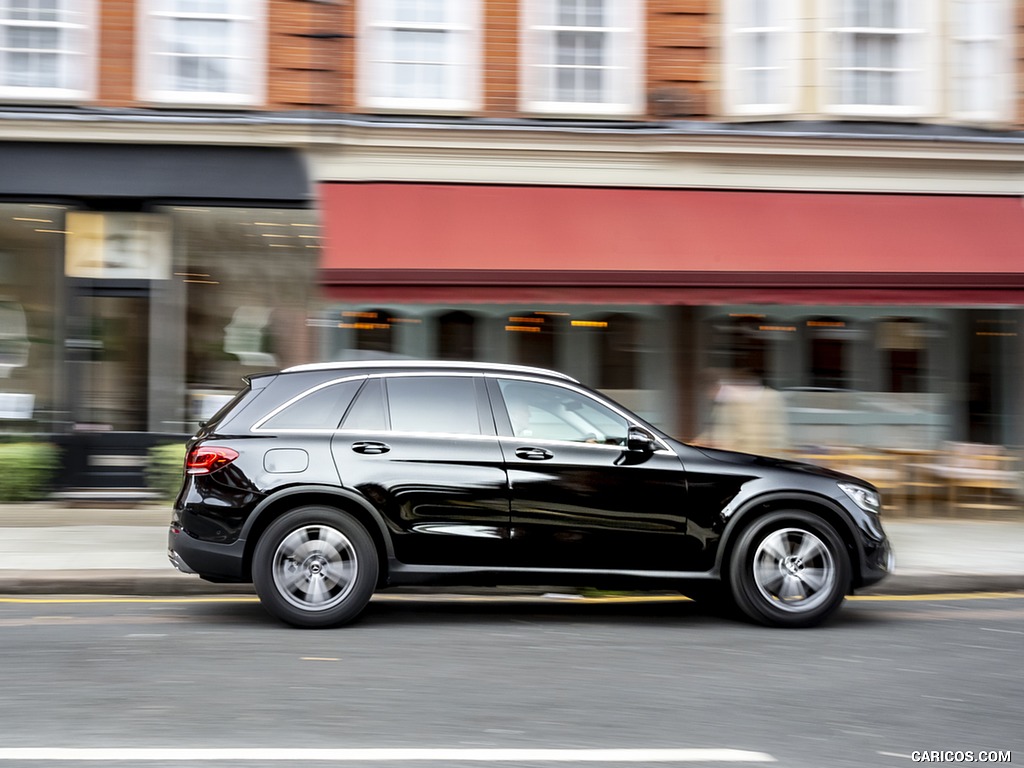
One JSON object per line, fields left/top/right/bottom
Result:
{"left": 330, "top": 374, "right": 510, "bottom": 566}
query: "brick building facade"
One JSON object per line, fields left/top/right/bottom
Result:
{"left": 1, "top": 1, "right": 1023, "bottom": 492}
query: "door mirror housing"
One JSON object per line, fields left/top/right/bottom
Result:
{"left": 626, "top": 427, "right": 655, "bottom": 453}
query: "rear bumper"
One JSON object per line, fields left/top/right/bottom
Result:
{"left": 167, "top": 525, "right": 248, "bottom": 583}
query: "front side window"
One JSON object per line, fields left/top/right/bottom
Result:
{"left": 358, "top": 0, "right": 480, "bottom": 111}
{"left": 825, "top": 0, "right": 936, "bottom": 116}
{"left": 386, "top": 376, "right": 481, "bottom": 435}
{"left": 139, "top": 0, "right": 265, "bottom": 105}
{"left": 722, "top": 0, "right": 799, "bottom": 114}
{"left": 0, "top": 0, "right": 93, "bottom": 99}
{"left": 498, "top": 379, "right": 629, "bottom": 446}
{"left": 521, "top": 0, "right": 643, "bottom": 115}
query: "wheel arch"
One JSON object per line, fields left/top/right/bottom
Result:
{"left": 715, "top": 492, "right": 862, "bottom": 592}
{"left": 240, "top": 486, "right": 393, "bottom": 585}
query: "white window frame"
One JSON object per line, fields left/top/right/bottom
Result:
{"left": 0, "top": 0, "right": 95, "bottom": 101}
{"left": 949, "top": 0, "right": 1014, "bottom": 123}
{"left": 520, "top": 0, "right": 644, "bottom": 117}
{"left": 357, "top": 0, "right": 482, "bottom": 113}
{"left": 722, "top": 0, "right": 801, "bottom": 116}
{"left": 137, "top": 0, "right": 266, "bottom": 107}
{"left": 822, "top": 0, "right": 939, "bottom": 118}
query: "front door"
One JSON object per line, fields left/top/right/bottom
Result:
{"left": 490, "top": 378, "right": 690, "bottom": 571}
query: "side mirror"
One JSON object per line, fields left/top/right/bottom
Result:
{"left": 627, "top": 427, "right": 655, "bottom": 453}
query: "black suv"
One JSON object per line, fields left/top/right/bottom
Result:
{"left": 169, "top": 361, "right": 893, "bottom": 628}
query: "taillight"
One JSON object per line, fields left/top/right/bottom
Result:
{"left": 185, "top": 446, "right": 239, "bottom": 475}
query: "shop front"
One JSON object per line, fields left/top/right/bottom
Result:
{"left": 0, "top": 143, "right": 320, "bottom": 494}
{"left": 316, "top": 182, "right": 1024, "bottom": 449}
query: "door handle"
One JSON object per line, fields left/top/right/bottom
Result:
{"left": 351, "top": 441, "right": 390, "bottom": 455}
{"left": 515, "top": 447, "right": 553, "bottom": 461}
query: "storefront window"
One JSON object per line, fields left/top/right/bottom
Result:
{"left": 807, "top": 316, "right": 853, "bottom": 389}
{"left": 164, "top": 206, "right": 320, "bottom": 426}
{"left": 508, "top": 310, "right": 563, "bottom": 370}
{"left": 437, "top": 310, "right": 476, "bottom": 360}
{"left": 877, "top": 317, "right": 929, "bottom": 393}
{"left": 0, "top": 204, "right": 62, "bottom": 433}
{"left": 706, "top": 314, "right": 773, "bottom": 384}
{"left": 596, "top": 313, "right": 638, "bottom": 390}
{"left": 352, "top": 308, "right": 399, "bottom": 355}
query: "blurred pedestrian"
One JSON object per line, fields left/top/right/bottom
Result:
{"left": 694, "top": 369, "right": 789, "bottom": 458}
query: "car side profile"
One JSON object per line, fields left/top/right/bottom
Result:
{"left": 169, "top": 360, "right": 894, "bottom": 629}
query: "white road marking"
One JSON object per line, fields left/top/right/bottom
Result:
{"left": 980, "top": 626, "right": 1024, "bottom": 635}
{"left": 0, "top": 747, "right": 776, "bottom": 762}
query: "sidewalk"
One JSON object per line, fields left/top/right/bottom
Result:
{"left": 0, "top": 502, "right": 1021, "bottom": 597}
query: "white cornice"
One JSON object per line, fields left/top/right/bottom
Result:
{"left": 0, "top": 115, "right": 1021, "bottom": 195}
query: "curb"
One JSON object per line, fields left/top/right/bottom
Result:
{"left": 0, "top": 571, "right": 1020, "bottom": 598}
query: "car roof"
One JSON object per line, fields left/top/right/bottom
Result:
{"left": 281, "top": 360, "right": 578, "bottom": 382}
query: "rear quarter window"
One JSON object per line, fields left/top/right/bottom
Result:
{"left": 259, "top": 379, "right": 363, "bottom": 431}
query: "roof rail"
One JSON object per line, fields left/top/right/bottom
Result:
{"left": 282, "top": 359, "right": 578, "bottom": 382}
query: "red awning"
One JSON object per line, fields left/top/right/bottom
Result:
{"left": 318, "top": 183, "right": 1024, "bottom": 304}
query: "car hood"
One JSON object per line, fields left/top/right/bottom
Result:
{"left": 688, "top": 444, "right": 872, "bottom": 487}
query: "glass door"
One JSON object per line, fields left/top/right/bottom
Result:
{"left": 69, "top": 293, "right": 149, "bottom": 432}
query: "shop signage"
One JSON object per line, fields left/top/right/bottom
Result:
{"left": 65, "top": 212, "right": 171, "bottom": 280}
{"left": 0, "top": 393, "right": 33, "bottom": 420}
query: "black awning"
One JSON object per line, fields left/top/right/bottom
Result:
{"left": 0, "top": 142, "right": 310, "bottom": 203}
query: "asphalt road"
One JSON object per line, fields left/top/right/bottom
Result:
{"left": 0, "top": 593, "right": 1020, "bottom": 768}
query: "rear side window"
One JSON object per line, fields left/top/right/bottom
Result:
{"left": 260, "top": 379, "right": 363, "bottom": 431}
{"left": 387, "top": 376, "right": 481, "bottom": 435}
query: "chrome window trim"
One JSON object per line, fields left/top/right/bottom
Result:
{"left": 486, "top": 373, "right": 675, "bottom": 454}
{"left": 251, "top": 374, "right": 367, "bottom": 433}
{"left": 250, "top": 369, "right": 674, "bottom": 455}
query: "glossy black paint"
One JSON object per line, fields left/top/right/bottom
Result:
{"left": 503, "top": 438, "right": 690, "bottom": 570}
{"left": 169, "top": 361, "right": 893, "bottom": 595}
{"left": 331, "top": 431, "right": 510, "bottom": 566}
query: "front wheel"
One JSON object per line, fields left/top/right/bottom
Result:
{"left": 728, "top": 511, "right": 850, "bottom": 628}
{"left": 253, "top": 506, "right": 378, "bottom": 628}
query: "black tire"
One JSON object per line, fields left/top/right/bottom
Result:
{"left": 727, "top": 510, "right": 851, "bottom": 628}
{"left": 252, "top": 505, "right": 378, "bottom": 628}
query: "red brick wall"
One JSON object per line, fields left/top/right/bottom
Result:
{"left": 89, "top": 0, "right": 1021, "bottom": 127}
{"left": 646, "top": 0, "right": 713, "bottom": 118}
{"left": 96, "top": 0, "right": 135, "bottom": 106}
{"left": 267, "top": 0, "right": 352, "bottom": 110}
{"left": 483, "top": 0, "right": 520, "bottom": 115}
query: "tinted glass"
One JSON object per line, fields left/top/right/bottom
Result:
{"left": 498, "top": 379, "right": 629, "bottom": 445}
{"left": 387, "top": 376, "right": 481, "bottom": 435}
{"left": 342, "top": 378, "right": 387, "bottom": 430}
{"left": 261, "top": 379, "right": 362, "bottom": 430}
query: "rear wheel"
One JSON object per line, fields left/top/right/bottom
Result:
{"left": 728, "top": 511, "right": 850, "bottom": 628}
{"left": 253, "top": 506, "right": 378, "bottom": 628}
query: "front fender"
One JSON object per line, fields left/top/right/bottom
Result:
{"left": 713, "top": 490, "right": 861, "bottom": 576}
